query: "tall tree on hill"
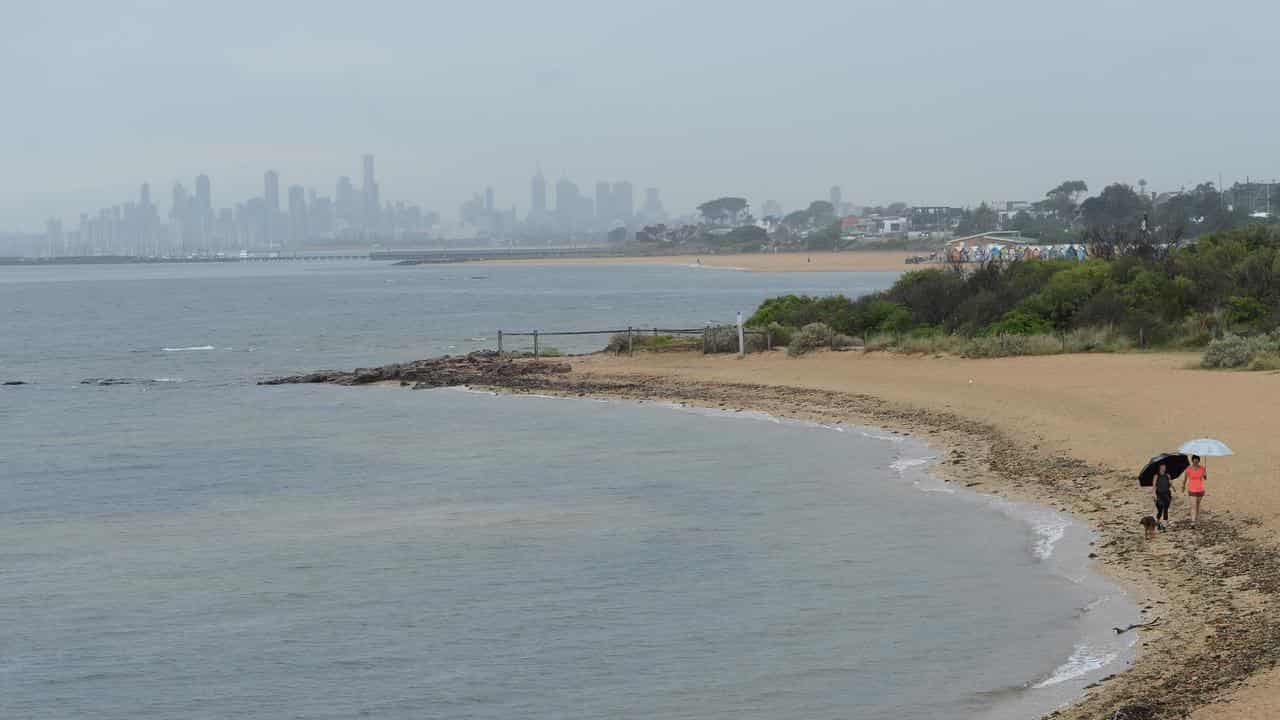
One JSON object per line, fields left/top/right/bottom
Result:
{"left": 807, "top": 200, "right": 836, "bottom": 226}
{"left": 696, "top": 197, "right": 750, "bottom": 226}
{"left": 1037, "top": 180, "right": 1089, "bottom": 223}
{"left": 1080, "top": 183, "right": 1148, "bottom": 231}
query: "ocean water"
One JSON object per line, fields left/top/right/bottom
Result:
{"left": 0, "top": 261, "right": 1135, "bottom": 719}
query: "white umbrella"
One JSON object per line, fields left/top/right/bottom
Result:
{"left": 1178, "top": 438, "right": 1234, "bottom": 457}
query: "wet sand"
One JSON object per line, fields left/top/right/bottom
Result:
{"left": 467, "top": 250, "right": 917, "bottom": 273}
{"left": 477, "top": 350, "right": 1280, "bottom": 719}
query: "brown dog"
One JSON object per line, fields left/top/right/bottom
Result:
{"left": 1140, "top": 515, "right": 1158, "bottom": 540}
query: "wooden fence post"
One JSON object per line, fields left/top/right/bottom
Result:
{"left": 497, "top": 330, "right": 503, "bottom": 355}
{"left": 767, "top": 331, "right": 772, "bottom": 351}
{"left": 703, "top": 326, "right": 709, "bottom": 354}
{"left": 533, "top": 331, "right": 539, "bottom": 358}
{"left": 627, "top": 326, "right": 634, "bottom": 356}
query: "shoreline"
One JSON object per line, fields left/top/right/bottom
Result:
{"left": 472, "top": 357, "right": 1280, "bottom": 719}
{"left": 456, "top": 250, "right": 917, "bottom": 273}
{"left": 460, "top": 372, "right": 1163, "bottom": 719}
{"left": 267, "top": 350, "right": 1280, "bottom": 718}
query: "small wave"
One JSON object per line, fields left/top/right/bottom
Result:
{"left": 467, "top": 337, "right": 487, "bottom": 342}
{"left": 1032, "top": 644, "right": 1118, "bottom": 688}
{"left": 857, "top": 429, "right": 906, "bottom": 443}
{"left": 162, "top": 345, "right": 215, "bottom": 352}
{"left": 890, "top": 456, "right": 934, "bottom": 474}
{"left": 151, "top": 377, "right": 183, "bottom": 383}
{"left": 1032, "top": 516, "right": 1071, "bottom": 560}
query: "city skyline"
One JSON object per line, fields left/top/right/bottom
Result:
{"left": 28, "top": 153, "right": 680, "bottom": 256}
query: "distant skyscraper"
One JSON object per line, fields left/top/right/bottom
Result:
{"left": 194, "top": 174, "right": 212, "bottom": 248}
{"left": 530, "top": 168, "right": 548, "bottom": 219}
{"left": 611, "top": 181, "right": 634, "bottom": 222}
{"left": 641, "top": 187, "right": 666, "bottom": 222}
{"left": 336, "top": 176, "right": 357, "bottom": 228}
{"left": 594, "top": 181, "right": 612, "bottom": 223}
{"left": 484, "top": 186, "right": 495, "bottom": 213}
{"left": 829, "top": 185, "right": 842, "bottom": 210}
{"left": 45, "top": 218, "right": 64, "bottom": 257}
{"left": 555, "top": 177, "right": 579, "bottom": 218}
{"left": 288, "top": 185, "right": 308, "bottom": 247}
{"left": 264, "top": 170, "right": 280, "bottom": 247}
{"left": 195, "top": 174, "right": 211, "bottom": 213}
{"left": 361, "top": 154, "right": 379, "bottom": 229}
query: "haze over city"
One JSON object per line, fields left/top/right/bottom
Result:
{"left": 7, "top": 0, "right": 1280, "bottom": 233}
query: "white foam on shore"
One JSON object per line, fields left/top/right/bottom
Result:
{"left": 890, "top": 456, "right": 934, "bottom": 474}
{"left": 1032, "top": 644, "right": 1119, "bottom": 688}
{"left": 162, "top": 345, "right": 214, "bottom": 352}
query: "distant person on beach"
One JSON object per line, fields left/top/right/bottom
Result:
{"left": 1152, "top": 462, "right": 1172, "bottom": 530}
{"left": 1183, "top": 455, "right": 1207, "bottom": 526}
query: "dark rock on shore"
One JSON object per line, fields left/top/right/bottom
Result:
{"left": 2, "top": 380, "right": 25, "bottom": 385}
{"left": 259, "top": 351, "right": 572, "bottom": 389}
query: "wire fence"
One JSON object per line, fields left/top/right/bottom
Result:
{"left": 496, "top": 325, "right": 772, "bottom": 357}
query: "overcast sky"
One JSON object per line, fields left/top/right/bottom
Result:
{"left": 4, "top": 0, "right": 1278, "bottom": 229}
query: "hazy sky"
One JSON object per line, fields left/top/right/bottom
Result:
{"left": 5, "top": 0, "right": 1278, "bottom": 229}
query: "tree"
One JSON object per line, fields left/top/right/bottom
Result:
{"left": 1080, "top": 183, "right": 1148, "bottom": 231}
{"left": 807, "top": 200, "right": 836, "bottom": 226}
{"left": 1039, "top": 180, "right": 1088, "bottom": 223}
{"left": 955, "top": 203, "right": 999, "bottom": 236}
{"left": 697, "top": 197, "right": 750, "bottom": 226}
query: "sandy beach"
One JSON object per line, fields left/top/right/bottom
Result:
{"left": 483, "top": 350, "right": 1280, "bottom": 719}
{"left": 467, "top": 250, "right": 916, "bottom": 273}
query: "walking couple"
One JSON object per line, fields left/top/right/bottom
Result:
{"left": 1151, "top": 455, "right": 1208, "bottom": 529}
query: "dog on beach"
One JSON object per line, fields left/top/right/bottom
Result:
{"left": 1140, "top": 515, "right": 1158, "bottom": 540}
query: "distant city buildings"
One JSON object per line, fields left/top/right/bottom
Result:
{"left": 33, "top": 154, "right": 439, "bottom": 257}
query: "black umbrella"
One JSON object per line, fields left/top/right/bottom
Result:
{"left": 1138, "top": 453, "right": 1189, "bottom": 487}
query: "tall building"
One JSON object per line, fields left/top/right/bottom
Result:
{"left": 555, "top": 177, "right": 580, "bottom": 219}
{"left": 829, "top": 185, "right": 842, "bottom": 211}
{"left": 264, "top": 170, "right": 280, "bottom": 247}
{"left": 45, "top": 218, "right": 64, "bottom": 257}
{"left": 361, "top": 153, "right": 379, "bottom": 229}
{"left": 594, "top": 181, "right": 613, "bottom": 223}
{"left": 641, "top": 187, "right": 666, "bottom": 223}
{"left": 288, "top": 185, "right": 308, "bottom": 247}
{"left": 336, "top": 176, "right": 357, "bottom": 228}
{"left": 194, "top": 174, "right": 212, "bottom": 249}
{"left": 484, "top": 186, "right": 495, "bottom": 213}
{"left": 530, "top": 168, "right": 548, "bottom": 219}
{"left": 611, "top": 181, "right": 634, "bottom": 222}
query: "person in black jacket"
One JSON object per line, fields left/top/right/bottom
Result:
{"left": 1152, "top": 463, "right": 1173, "bottom": 531}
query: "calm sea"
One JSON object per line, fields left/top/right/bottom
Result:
{"left": 0, "top": 261, "right": 1134, "bottom": 719}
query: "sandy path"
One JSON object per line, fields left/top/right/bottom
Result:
{"left": 564, "top": 350, "right": 1280, "bottom": 719}
{"left": 467, "top": 250, "right": 916, "bottom": 273}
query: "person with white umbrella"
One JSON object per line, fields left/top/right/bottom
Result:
{"left": 1178, "top": 438, "right": 1234, "bottom": 527}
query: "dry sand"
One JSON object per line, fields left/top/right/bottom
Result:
{"left": 468, "top": 250, "right": 916, "bottom": 273}
{"left": 488, "top": 349, "right": 1280, "bottom": 719}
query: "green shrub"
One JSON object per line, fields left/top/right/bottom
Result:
{"left": 1201, "top": 333, "right": 1280, "bottom": 369}
{"left": 763, "top": 322, "right": 794, "bottom": 347}
{"left": 982, "top": 310, "right": 1055, "bottom": 336}
{"left": 1248, "top": 352, "right": 1280, "bottom": 371}
{"left": 787, "top": 322, "right": 857, "bottom": 356}
{"left": 960, "top": 334, "right": 1065, "bottom": 358}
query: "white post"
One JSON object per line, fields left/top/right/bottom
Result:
{"left": 736, "top": 312, "right": 745, "bottom": 356}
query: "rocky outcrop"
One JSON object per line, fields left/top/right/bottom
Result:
{"left": 259, "top": 351, "right": 572, "bottom": 389}
{"left": 2, "top": 380, "right": 25, "bottom": 386}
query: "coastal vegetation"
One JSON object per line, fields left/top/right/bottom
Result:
{"left": 748, "top": 225, "right": 1280, "bottom": 366}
